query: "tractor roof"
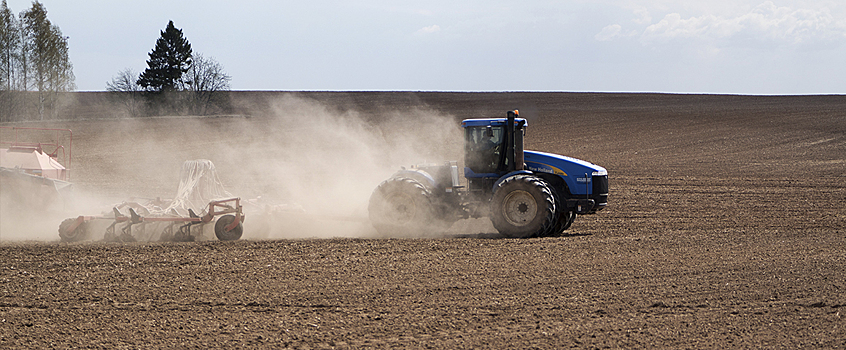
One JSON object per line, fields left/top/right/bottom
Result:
{"left": 461, "top": 118, "right": 528, "bottom": 128}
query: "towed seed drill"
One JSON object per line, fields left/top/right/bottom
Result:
{"left": 0, "top": 126, "right": 74, "bottom": 214}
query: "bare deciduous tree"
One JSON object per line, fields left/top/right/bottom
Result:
{"left": 0, "top": 0, "right": 20, "bottom": 121}
{"left": 0, "top": 0, "right": 17, "bottom": 90}
{"left": 106, "top": 68, "right": 140, "bottom": 92}
{"left": 183, "top": 54, "right": 231, "bottom": 115}
{"left": 18, "top": 1, "right": 74, "bottom": 120}
{"left": 106, "top": 68, "right": 144, "bottom": 117}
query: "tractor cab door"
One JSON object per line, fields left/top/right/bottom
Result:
{"left": 465, "top": 125, "right": 504, "bottom": 175}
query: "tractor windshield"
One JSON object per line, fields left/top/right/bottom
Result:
{"left": 465, "top": 126, "right": 504, "bottom": 174}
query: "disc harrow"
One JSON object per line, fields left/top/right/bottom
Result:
{"left": 60, "top": 198, "right": 244, "bottom": 242}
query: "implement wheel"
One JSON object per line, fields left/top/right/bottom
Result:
{"left": 214, "top": 215, "right": 243, "bottom": 241}
{"left": 59, "top": 218, "right": 89, "bottom": 242}
{"left": 490, "top": 175, "right": 556, "bottom": 238}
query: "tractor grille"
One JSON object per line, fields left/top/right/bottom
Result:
{"left": 593, "top": 175, "right": 609, "bottom": 207}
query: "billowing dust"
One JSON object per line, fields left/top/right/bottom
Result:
{"left": 0, "top": 95, "right": 494, "bottom": 241}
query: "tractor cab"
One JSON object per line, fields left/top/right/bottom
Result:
{"left": 462, "top": 111, "right": 526, "bottom": 177}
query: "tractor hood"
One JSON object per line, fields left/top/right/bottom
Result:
{"left": 524, "top": 150, "right": 606, "bottom": 176}
{"left": 524, "top": 150, "right": 607, "bottom": 195}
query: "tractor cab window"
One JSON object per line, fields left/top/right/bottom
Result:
{"left": 465, "top": 125, "right": 504, "bottom": 174}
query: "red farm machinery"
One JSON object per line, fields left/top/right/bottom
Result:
{"left": 0, "top": 126, "right": 74, "bottom": 212}
{"left": 0, "top": 126, "right": 245, "bottom": 242}
{"left": 57, "top": 159, "right": 246, "bottom": 242}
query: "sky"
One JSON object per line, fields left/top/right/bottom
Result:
{"left": 5, "top": 0, "right": 846, "bottom": 94}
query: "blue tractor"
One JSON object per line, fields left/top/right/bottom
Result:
{"left": 369, "top": 110, "right": 608, "bottom": 238}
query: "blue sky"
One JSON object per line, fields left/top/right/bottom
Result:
{"left": 6, "top": 0, "right": 846, "bottom": 94}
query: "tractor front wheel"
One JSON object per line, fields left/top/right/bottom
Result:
{"left": 549, "top": 210, "right": 576, "bottom": 237}
{"left": 490, "top": 175, "right": 556, "bottom": 238}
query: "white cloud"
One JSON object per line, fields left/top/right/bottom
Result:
{"left": 414, "top": 24, "right": 441, "bottom": 35}
{"left": 633, "top": 7, "right": 652, "bottom": 25}
{"left": 595, "top": 24, "right": 622, "bottom": 41}
{"left": 637, "top": 1, "right": 846, "bottom": 47}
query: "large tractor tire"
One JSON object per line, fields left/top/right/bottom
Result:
{"left": 540, "top": 190, "right": 563, "bottom": 237}
{"left": 490, "top": 175, "right": 556, "bottom": 238}
{"left": 214, "top": 215, "right": 243, "bottom": 241}
{"left": 549, "top": 210, "right": 576, "bottom": 237}
{"left": 368, "top": 177, "right": 435, "bottom": 236}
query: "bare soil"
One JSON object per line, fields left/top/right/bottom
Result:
{"left": 1, "top": 92, "right": 845, "bottom": 348}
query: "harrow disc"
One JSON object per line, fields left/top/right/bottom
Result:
{"left": 214, "top": 214, "right": 243, "bottom": 241}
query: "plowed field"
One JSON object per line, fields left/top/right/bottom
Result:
{"left": 1, "top": 92, "right": 844, "bottom": 348}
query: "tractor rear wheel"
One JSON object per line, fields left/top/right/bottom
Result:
{"left": 369, "top": 177, "right": 435, "bottom": 236}
{"left": 214, "top": 215, "right": 243, "bottom": 241}
{"left": 490, "top": 175, "right": 556, "bottom": 238}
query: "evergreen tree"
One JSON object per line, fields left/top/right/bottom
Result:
{"left": 137, "top": 20, "right": 192, "bottom": 92}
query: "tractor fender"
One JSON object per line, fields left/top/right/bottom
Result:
{"left": 491, "top": 170, "right": 534, "bottom": 193}
{"left": 392, "top": 169, "right": 437, "bottom": 190}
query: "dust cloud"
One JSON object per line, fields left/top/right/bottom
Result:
{"left": 223, "top": 95, "right": 465, "bottom": 239}
{"left": 1, "top": 94, "right": 472, "bottom": 241}
{"left": 0, "top": 188, "right": 68, "bottom": 241}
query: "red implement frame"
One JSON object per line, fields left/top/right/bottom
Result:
{"left": 59, "top": 198, "right": 244, "bottom": 241}
{"left": 0, "top": 126, "right": 73, "bottom": 180}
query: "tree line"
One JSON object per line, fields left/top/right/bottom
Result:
{"left": 0, "top": 0, "right": 74, "bottom": 122}
{"left": 1, "top": 1, "right": 231, "bottom": 121}
{"left": 107, "top": 20, "right": 232, "bottom": 117}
